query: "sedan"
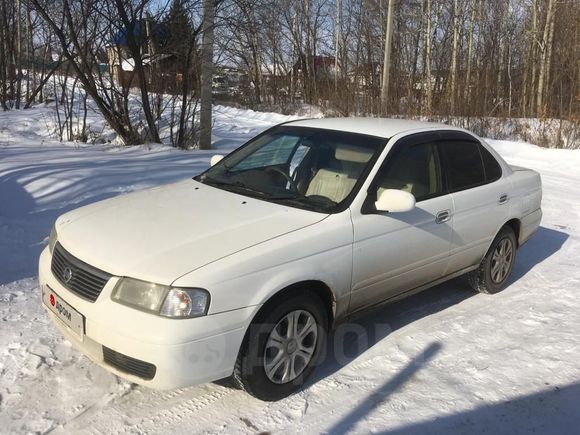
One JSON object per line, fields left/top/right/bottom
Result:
{"left": 39, "top": 118, "right": 542, "bottom": 400}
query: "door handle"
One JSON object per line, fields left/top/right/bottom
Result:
{"left": 435, "top": 210, "right": 451, "bottom": 224}
{"left": 499, "top": 194, "right": 509, "bottom": 205}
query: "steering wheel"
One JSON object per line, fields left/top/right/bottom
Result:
{"left": 265, "top": 167, "right": 299, "bottom": 192}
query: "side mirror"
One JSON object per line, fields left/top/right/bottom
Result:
{"left": 375, "top": 189, "right": 416, "bottom": 213}
{"left": 210, "top": 154, "right": 224, "bottom": 166}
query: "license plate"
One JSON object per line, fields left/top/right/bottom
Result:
{"left": 42, "top": 286, "right": 85, "bottom": 340}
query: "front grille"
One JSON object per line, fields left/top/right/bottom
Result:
{"left": 51, "top": 242, "right": 112, "bottom": 302}
{"left": 103, "top": 347, "right": 157, "bottom": 380}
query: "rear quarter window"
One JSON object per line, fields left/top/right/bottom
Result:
{"left": 479, "top": 144, "right": 502, "bottom": 181}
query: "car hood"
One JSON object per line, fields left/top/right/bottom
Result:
{"left": 56, "top": 179, "right": 328, "bottom": 284}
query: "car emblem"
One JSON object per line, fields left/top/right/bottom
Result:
{"left": 63, "top": 267, "right": 73, "bottom": 283}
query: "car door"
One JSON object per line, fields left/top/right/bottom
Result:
{"left": 437, "top": 132, "right": 509, "bottom": 274}
{"left": 349, "top": 133, "right": 454, "bottom": 314}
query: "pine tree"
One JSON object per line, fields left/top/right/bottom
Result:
{"left": 164, "top": 0, "right": 195, "bottom": 62}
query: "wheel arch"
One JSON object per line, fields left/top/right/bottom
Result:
{"left": 232, "top": 279, "right": 336, "bottom": 399}
{"left": 249, "top": 280, "right": 336, "bottom": 331}
{"left": 504, "top": 218, "right": 522, "bottom": 247}
{"left": 478, "top": 218, "right": 522, "bottom": 266}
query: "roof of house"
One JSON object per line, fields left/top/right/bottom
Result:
{"left": 119, "top": 53, "right": 174, "bottom": 71}
{"left": 285, "top": 117, "right": 459, "bottom": 138}
{"left": 111, "top": 20, "right": 169, "bottom": 47}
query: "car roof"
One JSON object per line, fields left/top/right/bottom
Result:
{"left": 284, "top": 117, "right": 459, "bottom": 139}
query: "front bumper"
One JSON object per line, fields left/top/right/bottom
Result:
{"left": 39, "top": 247, "right": 256, "bottom": 389}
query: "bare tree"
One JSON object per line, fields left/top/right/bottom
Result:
{"left": 1, "top": 0, "right": 575, "bottom": 147}
{"left": 27, "top": 0, "right": 165, "bottom": 144}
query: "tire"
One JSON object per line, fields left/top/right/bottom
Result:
{"left": 468, "top": 226, "right": 517, "bottom": 294}
{"left": 232, "top": 291, "right": 328, "bottom": 401}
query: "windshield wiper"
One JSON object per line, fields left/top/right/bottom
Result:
{"left": 201, "top": 176, "right": 271, "bottom": 198}
{"left": 267, "top": 192, "right": 337, "bottom": 210}
{"left": 201, "top": 176, "right": 335, "bottom": 211}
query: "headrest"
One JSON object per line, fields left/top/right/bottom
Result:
{"left": 334, "top": 144, "right": 373, "bottom": 163}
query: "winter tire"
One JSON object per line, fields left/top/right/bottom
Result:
{"left": 468, "top": 225, "right": 517, "bottom": 294}
{"left": 233, "top": 291, "right": 327, "bottom": 401}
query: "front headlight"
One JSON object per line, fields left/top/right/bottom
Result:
{"left": 160, "top": 288, "right": 210, "bottom": 318}
{"left": 48, "top": 226, "right": 58, "bottom": 254}
{"left": 111, "top": 277, "right": 209, "bottom": 318}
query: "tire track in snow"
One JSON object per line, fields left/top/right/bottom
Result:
{"left": 119, "top": 387, "right": 232, "bottom": 434}
{"left": 67, "top": 385, "right": 234, "bottom": 435}
{"left": 48, "top": 382, "right": 134, "bottom": 435}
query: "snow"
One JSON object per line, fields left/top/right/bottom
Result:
{"left": 1, "top": 105, "right": 580, "bottom": 434}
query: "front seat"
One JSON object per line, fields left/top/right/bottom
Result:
{"left": 306, "top": 144, "right": 372, "bottom": 203}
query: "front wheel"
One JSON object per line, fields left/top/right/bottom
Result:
{"left": 233, "top": 292, "right": 327, "bottom": 401}
{"left": 468, "top": 226, "right": 517, "bottom": 294}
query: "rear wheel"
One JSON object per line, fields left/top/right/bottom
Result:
{"left": 233, "top": 292, "right": 327, "bottom": 401}
{"left": 468, "top": 226, "right": 517, "bottom": 294}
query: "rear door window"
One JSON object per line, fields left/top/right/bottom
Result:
{"left": 439, "top": 141, "right": 485, "bottom": 192}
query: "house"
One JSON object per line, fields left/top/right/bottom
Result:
{"left": 292, "top": 54, "right": 338, "bottom": 79}
{"left": 347, "top": 61, "right": 382, "bottom": 91}
{"left": 212, "top": 66, "right": 245, "bottom": 95}
{"left": 106, "top": 19, "right": 182, "bottom": 93}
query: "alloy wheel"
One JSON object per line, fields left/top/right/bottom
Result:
{"left": 491, "top": 238, "right": 514, "bottom": 283}
{"left": 263, "top": 310, "right": 318, "bottom": 384}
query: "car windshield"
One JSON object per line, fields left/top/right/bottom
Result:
{"left": 196, "top": 126, "right": 386, "bottom": 213}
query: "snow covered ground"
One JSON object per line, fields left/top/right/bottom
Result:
{"left": 1, "top": 105, "right": 579, "bottom": 434}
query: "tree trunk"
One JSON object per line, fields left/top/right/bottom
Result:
{"left": 408, "top": 1, "right": 423, "bottom": 116}
{"left": 423, "top": 0, "right": 432, "bottom": 116}
{"left": 289, "top": 4, "right": 297, "bottom": 103}
{"left": 522, "top": 0, "right": 537, "bottom": 116}
{"left": 536, "top": 0, "right": 554, "bottom": 116}
{"left": 199, "top": 0, "right": 215, "bottom": 150}
{"left": 465, "top": 0, "right": 477, "bottom": 108}
{"left": 496, "top": 2, "right": 508, "bottom": 113}
{"left": 30, "top": 0, "right": 141, "bottom": 144}
{"left": 177, "top": 47, "right": 193, "bottom": 148}
{"left": 25, "top": 1, "right": 32, "bottom": 104}
{"left": 543, "top": 4, "right": 556, "bottom": 116}
{"left": 114, "top": 0, "right": 161, "bottom": 143}
{"left": 380, "top": 0, "right": 394, "bottom": 114}
{"left": 15, "top": 0, "right": 22, "bottom": 109}
{"left": 475, "top": 0, "right": 484, "bottom": 115}
{"left": 334, "top": 0, "right": 340, "bottom": 92}
{"left": 24, "top": 59, "right": 63, "bottom": 108}
{"left": 0, "top": 0, "right": 7, "bottom": 110}
{"left": 507, "top": 45, "right": 513, "bottom": 117}
{"left": 449, "top": 0, "right": 459, "bottom": 115}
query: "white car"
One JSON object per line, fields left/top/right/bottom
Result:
{"left": 39, "top": 118, "right": 542, "bottom": 400}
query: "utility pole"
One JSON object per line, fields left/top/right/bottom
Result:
{"left": 199, "top": 0, "right": 215, "bottom": 150}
